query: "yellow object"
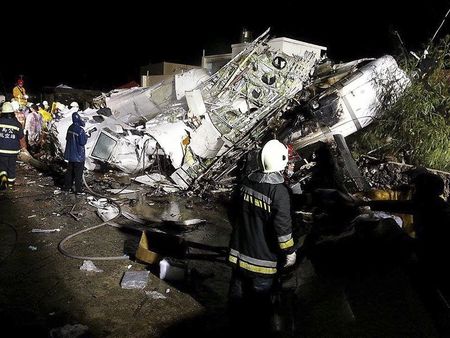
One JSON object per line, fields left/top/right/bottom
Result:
{"left": 12, "top": 86, "right": 27, "bottom": 107}
{"left": 367, "top": 188, "right": 414, "bottom": 235}
{"left": 135, "top": 231, "right": 161, "bottom": 264}
{"left": 38, "top": 108, "right": 53, "bottom": 123}
{"left": 50, "top": 102, "right": 57, "bottom": 115}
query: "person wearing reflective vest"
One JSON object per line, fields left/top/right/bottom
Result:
{"left": 227, "top": 139, "right": 296, "bottom": 333}
{"left": 0, "top": 102, "right": 26, "bottom": 189}
{"left": 12, "top": 79, "right": 28, "bottom": 108}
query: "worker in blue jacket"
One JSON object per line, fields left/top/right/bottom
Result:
{"left": 63, "top": 110, "right": 87, "bottom": 194}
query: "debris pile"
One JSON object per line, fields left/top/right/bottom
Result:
{"left": 35, "top": 28, "right": 409, "bottom": 192}
{"left": 358, "top": 156, "right": 450, "bottom": 198}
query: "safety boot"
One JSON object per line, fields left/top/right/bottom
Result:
{"left": 0, "top": 173, "right": 8, "bottom": 191}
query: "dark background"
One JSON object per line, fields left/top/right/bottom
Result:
{"left": 1, "top": 1, "right": 448, "bottom": 93}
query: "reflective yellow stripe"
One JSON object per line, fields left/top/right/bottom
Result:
{"left": 279, "top": 238, "right": 294, "bottom": 249}
{"left": 229, "top": 254, "right": 277, "bottom": 274}
{"left": 243, "top": 194, "right": 271, "bottom": 213}
{"left": 239, "top": 261, "right": 277, "bottom": 275}
{"left": 0, "top": 124, "right": 20, "bottom": 131}
{"left": 0, "top": 149, "right": 20, "bottom": 154}
{"left": 0, "top": 171, "right": 6, "bottom": 176}
{"left": 228, "top": 255, "right": 238, "bottom": 264}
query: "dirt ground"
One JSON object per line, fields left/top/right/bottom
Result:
{"left": 0, "top": 162, "right": 445, "bottom": 337}
{"left": 0, "top": 162, "right": 233, "bottom": 337}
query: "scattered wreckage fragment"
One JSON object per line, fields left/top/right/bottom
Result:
{"left": 82, "top": 29, "right": 318, "bottom": 189}
{"left": 48, "top": 29, "right": 409, "bottom": 192}
{"left": 283, "top": 55, "right": 410, "bottom": 150}
{"left": 194, "top": 55, "right": 409, "bottom": 188}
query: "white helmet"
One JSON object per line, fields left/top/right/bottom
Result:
{"left": 261, "top": 139, "right": 288, "bottom": 173}
{"left": 1, "top": 102, "right": 14, "bottom": 114}
{"left": 70, "top": 101, "right": 79, "bottom": 108}
{"left": 42, "top": 100, "right": 49, "bottom": 108}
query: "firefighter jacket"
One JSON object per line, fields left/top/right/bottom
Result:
{"left": 228, "top": 171, "right": 294, "bottom": 276}
{"left": 0, "top": 115, "right": 24, "bottom": 156}
{"left": 64, "top": 112, "right": 87, "bottom": 162}
{"left": 13, "top": 86, "right": 27, "bottom": 107}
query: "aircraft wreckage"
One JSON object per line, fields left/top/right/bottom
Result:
{"left": 48, "top": 29, "right": 409, "bottom": 191}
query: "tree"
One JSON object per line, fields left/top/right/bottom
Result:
{"left": 352, "top": 35, "right": 450, "bottom": 171}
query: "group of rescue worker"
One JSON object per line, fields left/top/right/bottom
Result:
{"left": 0, "top": 78, "right": 87, "bottom": 193}
{"left": 1, "top": 78, "right": 449, "bottom": 336}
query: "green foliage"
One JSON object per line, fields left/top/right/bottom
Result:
{"left": 353, "top": 35, "right": 450, "bottom": 171}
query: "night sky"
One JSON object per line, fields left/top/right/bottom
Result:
{"left": 1, "top": 1, "right": 448, "bottom": 94}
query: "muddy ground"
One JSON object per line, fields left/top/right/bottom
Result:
{"left": 0, "top": 162, "right": 444, "bottom": 337}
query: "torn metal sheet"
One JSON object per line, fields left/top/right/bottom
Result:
{"left": 101, "top": 82, "right": 175, "bottom": 124}
{"left": 189, "top": 119, "right": 224, "bottom": 159}
{"left": 133, "top": 173, "right": 180, "bottom": 193}
{"left": 185, "top": 89, "right": 206, "bottom": 118}
{"left": 97, "top": 205, "right": 120, "bottom": 222}
{"left": 45, "top": 28, "right": 410, "bottom": 192}
{"left": 288, "top": 55, "right": 410, "bottom": 149}
{"left": 106, "top": 189, "right": 138, "bottom": 194}
{"left": 145, "top": 122, "right": 191, "bottom": 169}
{"left": 175, "top": 69, "right": 209, "bottom": 100}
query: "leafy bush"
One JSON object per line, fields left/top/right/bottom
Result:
{"left": 352, "top": 35, "right": 450, "bottom": 171}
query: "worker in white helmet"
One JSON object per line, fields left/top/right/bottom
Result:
{"left": 227, "top": 139, "right": 296, "bottom": 335}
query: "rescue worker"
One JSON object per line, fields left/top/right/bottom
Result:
{"left": 63, "top": 111, "right": 87, "bottom": 195}
{"left": 24, "top": 104, "right": 43, "bottom": 154}
{"left": 227, "top": 139, "right": 296, "bottom": 335}
{"left": 11, "top": 99, "right": 25, "bottom": 127}
{"left": 0, "top": 102, "right": 26, "bottom": 190}
{"left": 69, "top": 101, "right": 79, "bottom": 113}
{"left": 12, "top": 79, "right": 28, "bottom": 108}
{"left": 42, "top": 100, "right": 50, "bottom": 111}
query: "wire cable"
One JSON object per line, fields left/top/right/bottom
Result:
{"left": 57, "top": 220, "right": 130, "bottom": 261}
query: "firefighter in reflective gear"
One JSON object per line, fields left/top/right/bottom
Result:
{"left": 0, "top": 102, "right": 26, "bottom": 190}
{"left": 12, "top": 79, "right": 28, "bottom": 108}
{"left": 228, "top": 139, "right": 296, "bottom": 334}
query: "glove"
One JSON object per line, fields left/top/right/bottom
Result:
{"left": 283, "top": 252, "right": 296, "bottom": 268}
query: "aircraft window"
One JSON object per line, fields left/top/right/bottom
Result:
{"left": 252, "top": 88, "right": 262, "bottom": 99}
{"left": 90, "top": 131, "right": 117, "bottom": 161}
{"left": 262, "top": 73, "right": 276, "bottom": 85}
{"left": 272, "top": 56, "right": 287, "bottom": 70}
